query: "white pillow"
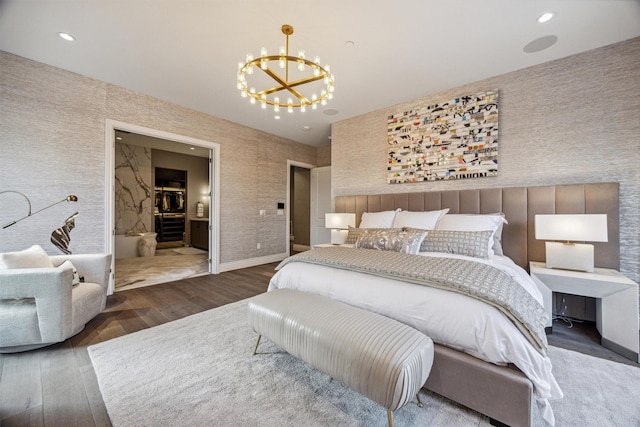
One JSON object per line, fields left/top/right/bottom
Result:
{"left": 391, "top": 209, "right": 449, "bottom": 230}
{"left": 359, "top": 210, "right": 399, "bottom": 228}
{"left": 436, "top": 213, "right": 508, "bottom": 257}
{"left": 58, "top": 260, "right": 80, "bottom": 285}
{"left": 0, "top": 245, "right": 53, "bottom": 270}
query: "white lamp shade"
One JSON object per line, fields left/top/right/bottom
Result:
{"left": 535, "top": 214, "right": 608, "bottom": 242}
{"left": 325, "top": 213, "right": 355, "bottom": 230}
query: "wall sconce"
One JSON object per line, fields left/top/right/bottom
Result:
{"left": 325, "top": 213, "right": 355, "bottom": 245}
{"left": 534, "top": 214, "right": 608, "bottom": 272}
{"left": 1, "top": 191, "right": 78, "bottom": 229}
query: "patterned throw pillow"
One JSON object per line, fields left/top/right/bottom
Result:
{"left": 436, "top": 213, "right": 507, "bottom": 257}
{"left": 416, "top": 229, "right": 493, "bottom": 258}
{"left": 355, "top": 229, "right": 427, "bottom": 255}
{"left": 345, "top": 227, "right": 400, "bottom": 245}
{"left": 58, "top": 260, "right": 80, "bottom": 286}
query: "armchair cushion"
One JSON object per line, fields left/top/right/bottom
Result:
{"left": 0, "top": 245, "right": 53, "bottom": 269}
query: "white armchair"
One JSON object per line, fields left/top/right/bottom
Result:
{"left": 0, "top": 246, "right": 111, "bottom": 353}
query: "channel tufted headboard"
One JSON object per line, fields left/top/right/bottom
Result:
{"left": 335, "top": 182, "right": 619, "bottom": 271}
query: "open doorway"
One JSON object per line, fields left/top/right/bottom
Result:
{"left": 289, "top": 165, "right": 311, "bottom": 253}
{"left": 105, "top": 120, "right": 220, "bottom": 294}
{"left": 286, "top": 161, "right": 331, "bottom": 255}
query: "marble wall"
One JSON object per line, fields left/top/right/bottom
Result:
{"left": 114, "top": 142, "right": 153, "bottom": 235}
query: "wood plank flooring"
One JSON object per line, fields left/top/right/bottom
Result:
{"left": 1, "top": 262, "right": 637, "bottom": 426}
{"left": 0, "top": 263, "right": 277, "bottom": 426}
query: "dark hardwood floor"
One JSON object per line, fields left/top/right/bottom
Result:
{"left": 0, "top": 263, "right": 277, "bottom": 426}
{"left": 1, "top": 262, "right": 637, "bottom": 426}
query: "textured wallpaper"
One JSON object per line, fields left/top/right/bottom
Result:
{"left": 332, "top": 37, "right": 640, "bottom": 283}
{"left": 0, "top": 51, "right": 317, "bottom": 265}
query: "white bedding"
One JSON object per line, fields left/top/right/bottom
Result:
{"left": 268, "top": 251, "right": 563, "bottom": 425}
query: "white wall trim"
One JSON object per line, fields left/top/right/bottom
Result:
{"left": 104, "top": 119, "right": 221, "bottom": 294}
{"left": 219, "top": 252, "right": 287, "bottom": 273}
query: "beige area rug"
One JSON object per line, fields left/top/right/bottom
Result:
{"left": 114, "top": 248, "right": 208, "bottom": 291}
{"left": 89, "top": 298, "right": 640, "bottom": 427}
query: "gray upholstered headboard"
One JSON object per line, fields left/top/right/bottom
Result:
{"left": 335, "top": 182, "right": 619, "bottom": 271}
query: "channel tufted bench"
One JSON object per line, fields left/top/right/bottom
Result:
{"left": 248, "top": 289, "right": 435, "bottom": 427}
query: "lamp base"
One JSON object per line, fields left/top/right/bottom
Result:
{"left": 545, "top": 241, "right": 595, "bottom": 272}
{"left": 330, "top": 229, "right": 348, "bottom": 245}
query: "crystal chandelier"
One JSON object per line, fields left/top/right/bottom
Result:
{"left": 237, "top": 25, "right": 335, "bottom": 113}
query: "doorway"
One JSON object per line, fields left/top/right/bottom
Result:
{"left": 105, "top": 120, "right": 220, "bottom": 294}
{"left": 289, "top": 166, "right": 311, "bottom": 253}
{"left": 286, "top": 162, "right": 331, "bottom": 255}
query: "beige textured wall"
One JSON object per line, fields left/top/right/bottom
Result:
{"left": 332, "top": 37, "right": 640, "bottom": 283}
{"left": 316, "top": 144, "right": 331, "bottom": 167}
{"left": 0, "top": 51, "right": 317, "bottom": 264}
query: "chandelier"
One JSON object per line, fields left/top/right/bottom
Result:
{"left": 237, "top": 24, "right": 335, "bottom": 113}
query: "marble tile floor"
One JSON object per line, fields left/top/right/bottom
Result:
{"left": 114, "top": 247, "right": 209, "bottom": 292}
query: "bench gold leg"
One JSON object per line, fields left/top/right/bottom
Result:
{"left": 252, "top": 335, "right": 262, "bottom": 355}
{"left": 416, "top": 393, "right": 423, "bottom": 408}
{"left": 387, "top": 409, "right": 394, "bottom": 427}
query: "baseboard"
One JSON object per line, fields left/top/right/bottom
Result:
{"left": 219, "top": 252, "right": 288, "bottom": 273}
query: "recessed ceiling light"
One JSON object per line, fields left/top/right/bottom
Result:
{"left": 323, "top": 109, "right": 339, "bottom": 116}
{"left": 274, "top": 115, "right": 280, "bottom": 120}
{"left": 302, "top": 126, "right": 311, "bottom": 131}
{"left": 345, "top": 41, "right": 355, "bottom": 47}
{"left": 190, "top": 147, "right": 196, "bottom": 150}
{"left": 537, "top": 12, "right": 554, "bottom": 23}
{"left": 58, "top": 32, "right": 76, "bottom": 41}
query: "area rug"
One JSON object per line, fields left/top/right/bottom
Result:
{"left": 88, "top": 299, "right": 640, "bottom": 427}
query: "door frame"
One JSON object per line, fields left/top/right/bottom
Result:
{"left": 104, "top": 119, "right": 221, "bottom": 294}
{"left": 286, "top": 160, "right": 316, "bottom": 256}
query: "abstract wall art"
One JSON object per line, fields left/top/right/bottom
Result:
{"left": 387, "top": 90, "right": 499, "bottom": 183}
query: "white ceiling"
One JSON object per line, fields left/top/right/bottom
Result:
{"left": 1, "top": 1, "right": 639, "bottom": 148}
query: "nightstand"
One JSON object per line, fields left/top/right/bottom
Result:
{"left": 530, "top": 261, "right": 639, "bottom": 363}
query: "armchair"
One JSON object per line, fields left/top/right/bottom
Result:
{"left": 0, "top": 247, "right": 111, "bottom": 353}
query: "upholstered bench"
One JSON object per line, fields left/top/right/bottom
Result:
{"left": 248, "top": 289, "right": 434, "bottom": 427}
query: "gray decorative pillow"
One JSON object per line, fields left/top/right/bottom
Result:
{"left": 417, "top": 229, "right": 493, "bottom": 258}
{"left": 345, "top": 227, "right": 400, "bottom": 245}
{"left": 355, "top": 229, "right": 427, "bottom": 255}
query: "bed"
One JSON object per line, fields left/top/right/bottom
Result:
{"left": 268, "top": 182, "right": 620, "bottom": 427}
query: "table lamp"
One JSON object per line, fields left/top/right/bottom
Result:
{"left": 534, "top": 214, "right": 608, "bottom": 273}
{"left": 325, "top": 213, "right": 355, "bottom": 245}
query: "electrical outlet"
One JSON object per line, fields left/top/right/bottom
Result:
{"left": 259, "top": 210, "right": 266, "bottom": 216}
{"left": 257, "top": 243, "right": 261, "bottom": 250}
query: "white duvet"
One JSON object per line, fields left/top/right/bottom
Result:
{"left": 268, "top": 251, "right": 563, "bottom": 425}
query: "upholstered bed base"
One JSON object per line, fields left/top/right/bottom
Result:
{"left": 427, "top": 344, "right": 532, "bottom": 427}
{"left": 335, "top": 182, "right": 620, "bottom": 427}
